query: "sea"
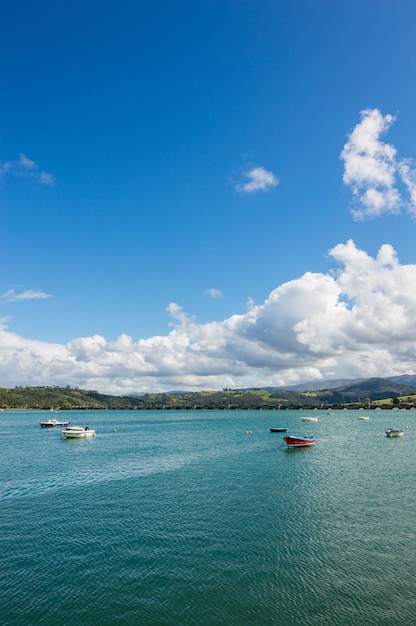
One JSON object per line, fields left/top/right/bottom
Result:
{"left": 1, "top": 408, "right": 416, "bottom": 625}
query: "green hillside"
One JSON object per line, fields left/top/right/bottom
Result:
{"left": 0, "top": 386, "right": 316, "bottom": 410}
{"left": 1, "top": 378, "right": 416, "bottom": 411}
{"left": 0, "top": 386, "right": 138, "bottom": 410}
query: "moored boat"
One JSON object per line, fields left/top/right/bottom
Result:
{"left": 357, "top": 416, "right": 370, "bottom": 420}
{"left": 269, "top": 427, "right": 287, "bottom": 432}
{"left": 283, "top": 435, "right": 316, "bottom": 448}
{"left": 40, "top": 418, "right": 70, "bottom": 428}
{"left": 301, "top": 416, "right": 319, "bottom": 422}
{"left": 385, "top": 428, "right": 404, "bottom": 437}
{"left": 62, "top": 426, "right": 96, "bottom": 439}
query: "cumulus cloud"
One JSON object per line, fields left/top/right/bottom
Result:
{"left": 341, "top": 108, "right": 416, "bottom": 219}
{"left": 1, "top": 289, "right": 52, "bottom": 303}
{"left": 205, "top": 288, "right": 223, "bottom": 299}
{"left": 1, "top": 241, "right": 416, "bottom": 394}
{"left": 0, "top": 153, "right": 55, "bottom": 186}
{"left": 235, "top": 166, "right": 278, "bottom": 193}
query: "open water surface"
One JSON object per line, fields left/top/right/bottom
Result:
{"left": 1, "top": 408, "right": 416, "bottom": 625}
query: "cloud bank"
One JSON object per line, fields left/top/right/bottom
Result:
{"left": 341, "top": 108, "right": 416, "bottom": 219}
{"left": 1, "top": 240, "right": 416, "bottom": 394}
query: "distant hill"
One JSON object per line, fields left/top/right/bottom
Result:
{"left": 263, "top": 375, "right": 416, "bottom": 394}
{"left": 123, "top": 376, "right": 416, "bottom": 407}
{"left": 1, "top": 377, "right": 416, "bottom": 410}
{"left": 311, "top": 377, "right": 416, "bottom": 403}
{"left": 385, "top": 374, "right": 416, "bottom": 388}
{"left": 270, "top": 378, "right": 363, "bottom": 392}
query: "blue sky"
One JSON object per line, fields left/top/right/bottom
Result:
{"left": 2, "top": 0, "right": 416, "bottom": 393}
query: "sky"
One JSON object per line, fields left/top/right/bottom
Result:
{"left": 2, "top": 0, "right": 416, "bottom": 394}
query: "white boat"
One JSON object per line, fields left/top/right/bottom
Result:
{"left": 357, "top": 416, "right": 370, "bottom": 420}
{"left": 62, "top": 426, "right": 96, "bottom": 439}
{"left": 40, "top": 418, "right": 70, "bottom": 428}
{"left": 385, "top": 428, "right": 404, "bottom": 438}
{"left": 301, "top": 416, "right": 319, "bottom": 422}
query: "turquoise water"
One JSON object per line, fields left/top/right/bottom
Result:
{"left": 1, "top": 409, "right": 416, "bottom": 625}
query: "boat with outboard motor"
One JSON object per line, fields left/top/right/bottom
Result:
{"left": 61, "top": 426, "right": 96, "bottom": 439}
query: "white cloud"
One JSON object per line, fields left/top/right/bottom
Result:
{"left": 0, "top": 153, "right": 55, "bottom": 186}
{"left": 341, "top": 108, "right": 416, "bottom": 219}
{"left": 38, "top": 171, "right": 55, "bottom": 186}
{"left": 397, "top": 159, "right": 416, "bottom": 209}
{"left": 1, "top": 289, "right": 53, "bottom": 303}
{"left": 235, "top": 166, "right": 278, "bottom": 193}
{"left": 205, "top": 288, "right": 223, "bottom": 299}
{"left": 1, "top": 241, "right": 416, "bottom": 394}
{"left": 0, "top": 289, "right": 52, "bottom": 302}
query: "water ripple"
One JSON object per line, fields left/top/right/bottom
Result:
{"left": 2, "top": 410, "right": 416, "bottom": 625}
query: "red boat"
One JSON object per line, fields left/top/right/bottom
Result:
{"left": 283, "top": 435, "right": 316, "bottom": 448}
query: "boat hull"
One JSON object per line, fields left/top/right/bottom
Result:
{"left": 301, "top": 417, "right": 319, "bottom": 422}
{"left": 269, "top": 428, "right": 287, "bottom": 432}
{"left": 283, "top": 435, "right": 316, "bottom": 448}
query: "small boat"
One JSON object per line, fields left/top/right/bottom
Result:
{"left": 385, "top": 428, "right": 404, "bottom": 438}
{"left": 301, "top": 416, "right": 319, "bottom": 422}
{"left": 283, "top": 435, "right": 316, "bottom": 448}
{"left": 62, "top": 426, "right": 96, "bottom": 439}
{"left": 357, "top": 416, "right": 370, "bottom": 420}
{"left": 269, "top": 427, "right": 287, "bottom": 433}
{"left": 40, "top": 418, "right": 70, "bottom": 428}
